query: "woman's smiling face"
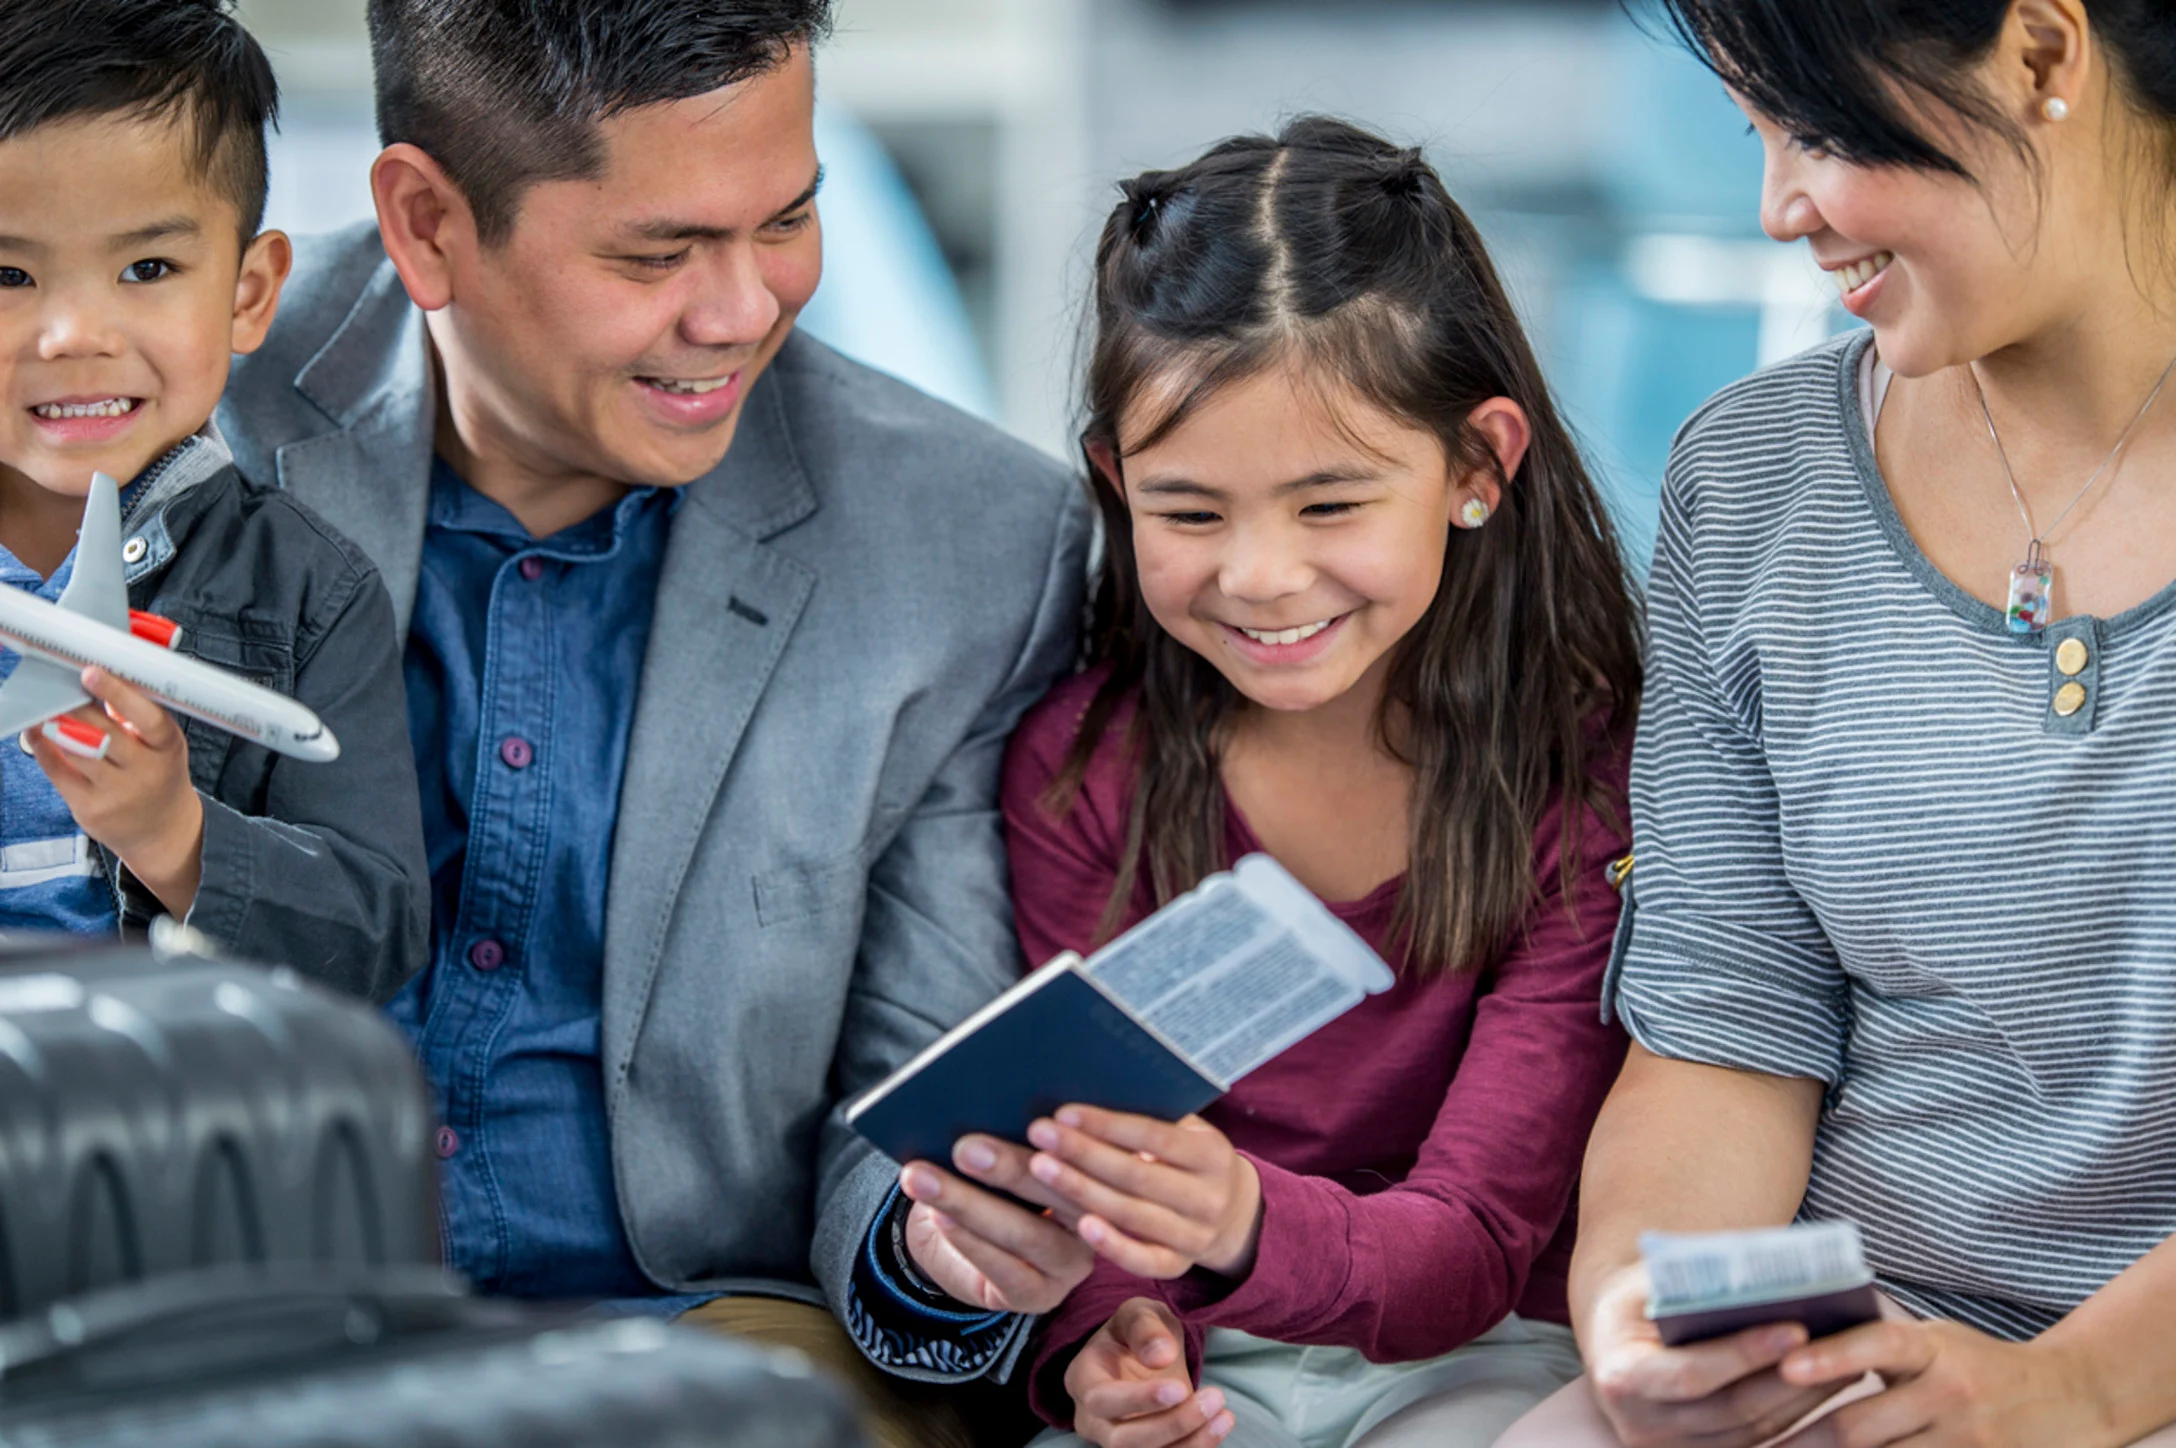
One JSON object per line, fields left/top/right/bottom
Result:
{"left": 1115, "top": 364, "right": 1509, "bottom": 716}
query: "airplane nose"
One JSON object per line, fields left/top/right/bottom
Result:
{"left": 293, "top": 726, "right": 340, "bottom": 764}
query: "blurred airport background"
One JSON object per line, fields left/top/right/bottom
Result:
{"left": 234, "top": 0, "right": 1855, "bottom": 568}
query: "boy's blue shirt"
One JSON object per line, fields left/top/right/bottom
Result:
{"left": 0, "top": 541, "right": 111, "bottom": 933}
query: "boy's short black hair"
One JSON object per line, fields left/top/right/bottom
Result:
{"left": 368, "top": 0, "right": 834, "bottom": 246}
{"left": 0, "top": 0, "right": 279, "bottom": 238}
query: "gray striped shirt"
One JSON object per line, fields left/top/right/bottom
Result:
{"left": 1610, "top": 330, "right": 2176, "bottom": 1340}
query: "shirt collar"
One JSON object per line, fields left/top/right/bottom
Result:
{"left": 428, "top": 455, "right": 675, "bottom": 562}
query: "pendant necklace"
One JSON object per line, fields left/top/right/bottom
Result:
{"left": 1973, "top": 353, "right": 2176, "bottom": 634}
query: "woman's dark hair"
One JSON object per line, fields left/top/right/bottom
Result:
{"left": 1059, "top": 115, "right": 1643, "bottom": 978}
{"left": 1645, "top": 0, "right": 2176, "bottom": 179}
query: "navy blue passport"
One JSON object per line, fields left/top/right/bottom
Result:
{"left": 847, "top": 960, "right": 1220, "bottom": 1168}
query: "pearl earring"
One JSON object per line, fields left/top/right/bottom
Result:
{"left": 1459, "top": 498, "right": 1493, "bottom": 530}
{"left": 2042, "top": 96, "right": 2070, "bottom": 122}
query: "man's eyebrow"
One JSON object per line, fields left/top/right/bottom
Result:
{"left": 622, "top": 166, "right": 826, "bottom": 244}
{"left": 0, "top": 234, "right": 40, "bottom": 252}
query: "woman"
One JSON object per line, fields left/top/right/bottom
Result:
{"left": 1496, "top": 2, "right": 2176, "bottom": 1445}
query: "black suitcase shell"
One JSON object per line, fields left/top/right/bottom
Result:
{"left": 0, "top": 1267, "right": 864, "bottom": 1446}
{"left": 0, "top": 940, "right": 436, "bottom": 1316}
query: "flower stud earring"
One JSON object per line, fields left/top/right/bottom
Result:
{"left": 2042, "top": 96, "right": 2071, "bottom": 122}
{"left": 1459, "top": 498, "right": 1493, "bottom": 530}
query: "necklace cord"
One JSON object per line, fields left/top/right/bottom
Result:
{"left": 1972, "top": 350, "right": 2176, "bottom": 548}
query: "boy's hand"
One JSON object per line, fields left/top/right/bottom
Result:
{"left": 34, "top": 667, "right": 203, "bottom": 917}
{"left": 1067, "top": 1297, "right": 1232, "bottom": 1448}
{"left": 1026, "top": 1107, "right": 1264, "bottom": 1279}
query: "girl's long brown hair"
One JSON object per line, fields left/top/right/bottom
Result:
{"left": 1056, "top": 116, "right": 1643, "bottom": 977}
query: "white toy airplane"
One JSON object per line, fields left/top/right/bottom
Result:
{"left": 0, "top": 473, "right": 337, "bottom": 764}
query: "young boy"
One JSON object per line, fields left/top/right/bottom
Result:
{"left": 0, "top": 0, "right": 426, "bottom": 1000}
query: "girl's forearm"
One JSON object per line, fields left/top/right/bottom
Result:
{"left": 1570, "top": 1045, "right": 1826, "bottom": 1342}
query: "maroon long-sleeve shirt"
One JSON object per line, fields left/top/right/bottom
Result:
{"left": 1003, "top": 670, "right": 1631, "bottom": 1426}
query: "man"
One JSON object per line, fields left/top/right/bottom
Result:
{"left": 218, "top": 3, "right": 1095, "bottom": 1442}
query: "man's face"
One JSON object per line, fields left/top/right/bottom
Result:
{"left": 433, "top": 45, "right": 824, "bottom": 490}
{"left": 0, "top": 114, "right": 284, "bottom": 498}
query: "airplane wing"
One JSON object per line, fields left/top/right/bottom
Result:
{"left": 0, "top": 657, "right": 90, "bottom": 739}
{"left": 53, "top": 472, "right": 130, "bottom": 634}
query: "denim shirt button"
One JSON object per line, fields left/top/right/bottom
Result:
{"left": 500, "top": 736, "right": 534, "bottom": 769}
{"left": 435, "top": 1126, "right": 460, "bottom": 1160}
{"left": 518, "top": 557, "right": 544, "bottom": 582}
{"left": 468, "top": 938, "right": 506, "bottom": 972}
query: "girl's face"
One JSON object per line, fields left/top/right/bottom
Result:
{"left": 1741, "top": 71, "right": 2109, "bottom": 378}
{"left": 1114, "top": 365, "right": 1515, "bottom": 715}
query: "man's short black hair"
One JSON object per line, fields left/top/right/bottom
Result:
{"left": 368, "top": 0, "right": 834, "bottom": 245}
{"left": 0, "top": 0, "right": 278, "bottom": 239}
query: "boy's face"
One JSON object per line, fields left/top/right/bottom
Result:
{"left": 0, "top": 113, "right": 288, "bottom": 498}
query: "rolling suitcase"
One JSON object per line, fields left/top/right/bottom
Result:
{"left": 0, "top": 1266, "right": 865, "bottom": 1446}
{"left": 0, "top": 937, "right": 436, "bottom": 1316}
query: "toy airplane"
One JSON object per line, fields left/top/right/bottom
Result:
{"left": 0, "top": 473, "right": 337, "bottom": 764}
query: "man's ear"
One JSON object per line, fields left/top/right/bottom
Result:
{"left": 371, "top": 143, "right": 475, "bottom": 313}
{"left": 230, "top": 229, "right": 292, "bottom": 356}
{"left": 1458, "top": 397, "right": 1530, "bottom": 515}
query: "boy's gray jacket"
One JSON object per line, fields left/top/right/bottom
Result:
{"left": 116, "top": 437, "right": 429, "bottom": 1001}
{"left": 217, "top": 225, "right": 1090, "bottom": 1371}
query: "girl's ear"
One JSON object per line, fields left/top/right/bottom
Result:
{"left": 1458, "top": 397, "right": 1530, "bottom": 514}
{"left": 1084, "top": 436, "right": 1126, "bottom": 496}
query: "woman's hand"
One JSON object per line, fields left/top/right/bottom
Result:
{"left": 34, "top": 667, "right": 202, "bottom": 916}
{"left": 1067, "top": 1297, "right": 1233, "bottom": 1448}
{"left": 1776, "top": 1321, "right": 2114, "bottom": 1448}
{"left": 1024, "top": 1106, "right": 1262, "bottom": 1279}
{"left": 897, "top": 1134, "right": 1096, "bottom": 1314}
{"left": 1584, "top": 1261, "right": 1849, "bottom": 1448}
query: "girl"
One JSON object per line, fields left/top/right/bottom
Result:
{"left": 1496, "top": 2, "right": 2176, "bottom": 1445}
{"left": 966, "top": 117, "right": 1642, "bottom": 1448}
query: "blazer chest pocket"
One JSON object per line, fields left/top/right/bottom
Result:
{"left": 754, "top": 850, "right": 868, "bottom": 929}
{"left": 166, "top": 616, "right": 296, "bottom": 795}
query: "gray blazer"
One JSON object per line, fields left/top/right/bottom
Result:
{"left": 217, "top": 225, "right": 1091, "bottom": 1359}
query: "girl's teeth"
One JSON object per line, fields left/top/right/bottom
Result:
{"left": 650, "top": 377, "right": 733, "bottom": 395}
{"left": 1239, "top": 620, "right": 1332, "bottom": 646}
{"left": 1835, "top": 253, "right": 1895, "bottom": 296}
{"left": 33, "top": 398, "right": 135, "bottom": 420}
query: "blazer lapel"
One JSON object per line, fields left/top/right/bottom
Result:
{"left": 278, "top": 260, "right": 435, "bottom": 631}
{"left": 600, "top": 367, "right": 818, "bottom": 1075}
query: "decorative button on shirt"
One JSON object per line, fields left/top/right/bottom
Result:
{"left": 2056, "top": 638, "right": 2091, "bottom": 677}
{"left": 468, "top": 939, "right": 505, "bottom": 972}
{"left": 2054, "top": 681, "right": 2089, "bottom": 717}
{"left": 518, "top": 557, "right": 544, "bottom": 582}
{"left": 436, "top": 1126, "right": 461, "bottom": 1159}
{"left": 499, "top": 736, "right": 533, "bottom": 770}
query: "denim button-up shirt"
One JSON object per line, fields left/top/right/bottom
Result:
{"left": 388, "top": 459, "right": 673, "bottom": 1298}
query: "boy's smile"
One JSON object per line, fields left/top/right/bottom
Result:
{"left": 0, "top": 112, "right": 287, "bottom": 516}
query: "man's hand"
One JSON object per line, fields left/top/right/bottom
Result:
{"left": 1585, "top": 1261, "right": 1845, "bottom": 1448}
{"left": 898, "top": 1134, "right": 1095, "bottom": 1314}
{"left": 1023, "top": 1107, "right": 1263, "bottom": 1279}
{"left": 34, "top": 667, "right": 202, "bottom": 917}
{"left": 1776, "top": 1320, "right": 2117, "bottom": 1448}
{"left": 1067, "top": 1297, "right": 1233, "bottom": 1448}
